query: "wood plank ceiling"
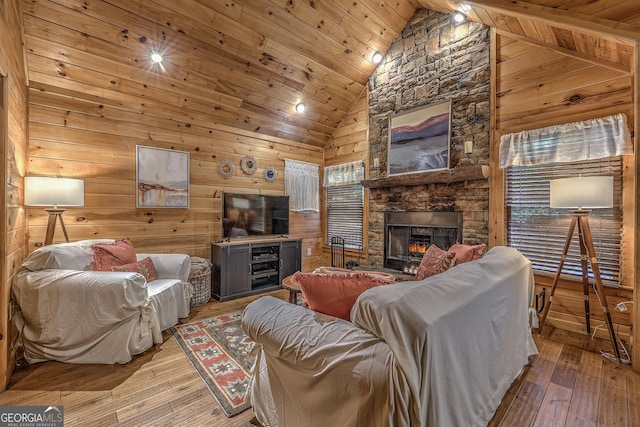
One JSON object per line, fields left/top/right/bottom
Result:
{"left": 22, "top": 0, "right": 640, "bottom": 150}
{"left": 418, "top": 0, "right": 638, "bottom": 69}
{"left": 22, "top": 0, "right": 420, "bottom": 148}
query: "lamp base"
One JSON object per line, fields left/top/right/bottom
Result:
{"left": 537, "top": 211, "right": 621, "bottom": 362}
{"left": 44, "top": 208, "right": 69, "bottom": 245}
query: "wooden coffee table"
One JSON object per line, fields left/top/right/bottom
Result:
{"left": 281, "top": 274, "right": 301, "bottom": 304}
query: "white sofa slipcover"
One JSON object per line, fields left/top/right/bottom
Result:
{"left": 12, "top": 239, "right": 193, "bottom": 364}
{"left": 242, "top": 246, "right": 538, "bottom": 427}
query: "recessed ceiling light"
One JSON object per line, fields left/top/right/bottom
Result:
{"left": 372, "top": 51, "right": 383, "bottom": 64}
{"left": 295, "top": 102, "right": 306, "bottom": 113}
{"left": 453, "top": 11, "right": 466, "bottom": 23}
{"left": 151, "top": 52, "right": 163, "bottom": 63}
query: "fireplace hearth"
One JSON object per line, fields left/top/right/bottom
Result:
{"left": 385, "top": 211, "right": 462, "bottom": 274}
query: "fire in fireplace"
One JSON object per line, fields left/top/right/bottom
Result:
{"left": 385, "top": 211, "right": 462, "bottom": 274}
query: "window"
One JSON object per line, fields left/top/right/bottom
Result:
{"left": 326, "top": 184, "right": 364, "bottom": 249}
{"left": 506, "top": 158, "right": 622, "bottom": 284}
{"left": 324, "top": 161, "right": 364, "bottom": 250}
{"left": 500, "top": 114, "right": 632, "bottom": 286}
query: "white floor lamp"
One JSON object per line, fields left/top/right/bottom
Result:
{"left": 25, "top": 176, "right": 84, "bottom": 245}
{"left": 537, "top": 176, "right": 621, "bottom": 362}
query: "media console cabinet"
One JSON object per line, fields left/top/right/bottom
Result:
{"left": 211, "top": 237, "right": 302, "bottom": 301}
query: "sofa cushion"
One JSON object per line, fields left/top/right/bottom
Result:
{"left": 415, "top": 244, "right": 456, "bottom": 281}
{"left": 112, "top": 257, "right": 158, "bottom": 281}
{"left": 294, "top": 272, "right": 395, "bottom": 321}
{"left": 448, "top": 243, "right": 485, "bottom": 264}
{"left": 92, "top": 238, "right": 137, "bottom": 271}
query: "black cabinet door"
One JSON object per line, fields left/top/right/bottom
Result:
{"left": 280, "top": 240, "right": 301, "bottom": 281}
{"left": 223, "top": 244, "right": 251, "bottom": 296}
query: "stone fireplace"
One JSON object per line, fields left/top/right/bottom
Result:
{"left": 366, "top": 179, "right": 489, "bottom": 269}
{"left": 364, "top": 9, "right": 491, "bottom": 271}
{"left": 385, "top": 211, "right": 462, "bottom": 274}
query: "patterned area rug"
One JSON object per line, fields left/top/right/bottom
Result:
{"left": 170, "top": 311, "right": 255, "bottom": 417}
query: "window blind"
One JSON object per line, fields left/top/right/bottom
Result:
{"left": 506, "top": 157, "right": 622, "bottom": 285}
{"left": 326, "top": 184, "right": 364, "bottom": 250}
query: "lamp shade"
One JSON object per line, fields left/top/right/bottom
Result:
{"left": 25, "top": 177, "right": 84, "bottom": 207}
{"left": 549, "top": 176, "right": 613, "bottom": 209}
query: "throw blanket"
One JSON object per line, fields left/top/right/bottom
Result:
{"left": 189, "top": 256, "right": 211, "bottom": 276}
{"left": 351, "top": 246, "right": 538, "bottom": 426}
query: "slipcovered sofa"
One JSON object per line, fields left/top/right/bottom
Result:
{"left": 242, "top": 246, "right": 539, "bottom": 427}
{"left": 12, "top": 239, "right": 193, "bottom": 364}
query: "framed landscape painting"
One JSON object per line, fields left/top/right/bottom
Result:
{"left": 136, "top": 146, "right": 190, "bottom": 208}
{"left": 387, "top": 100, "right": 451, "bottom": 176}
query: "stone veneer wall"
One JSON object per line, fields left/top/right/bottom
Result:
{"left": 367, "top": 9, "right": 491, "bottom": 267}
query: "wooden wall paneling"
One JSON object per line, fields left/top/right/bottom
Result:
{"left": 1, "top": 0, "right": 29, "bottom": 391}
{"left": 0, "top": 69, "right": 7, "bottom": 394}
{"left": 533, "top": 284, "right": 633, "bottom": 345}
{"left": 488, "top": 28, "right": 504, "bottom": 247}
{"left": 289, "top": 211, "right": 322, "bottom": 272}
{"left": 620, "top": 153, "right": 636, "bottom": 288}
{"left": 495, "top": 36, "right": 633, "bottom": 134}
{"left": 26, "top": 83, "right": 322, "bottom": 259}
{"left": 633, "top": 40, "right": 639, "bottom": 372}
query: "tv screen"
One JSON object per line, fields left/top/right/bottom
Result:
{"left": 222, "top": 193, "right": 290, "bottom": 238}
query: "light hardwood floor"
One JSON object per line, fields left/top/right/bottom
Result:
{"left": 1, "top": 290, "right": 638, "bottom": 426}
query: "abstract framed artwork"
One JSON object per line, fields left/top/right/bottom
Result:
{"left": 136, "top": 145, "right": 190, "bottom": 208}
{"left": 387, "top": 100, "right": 451, "bottom": 176}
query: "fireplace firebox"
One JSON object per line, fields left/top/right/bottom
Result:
{"left": 385, "top": 211, "right": 462, "bottom": 274}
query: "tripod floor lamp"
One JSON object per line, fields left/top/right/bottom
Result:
{"left": 25, "top": 176, "right": 84, "bottom": 245}
{"left": 537, "top": 176, "right": 621, "bottom": 362}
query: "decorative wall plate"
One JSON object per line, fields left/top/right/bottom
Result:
{"left": 217, "top": 160, "right": 234, "bottom": 179}
{"left": 240, "top": 155, "right": 258, "bottom": 175}
{"left": 264, "top": 167, "right": 277, "bottom": 183}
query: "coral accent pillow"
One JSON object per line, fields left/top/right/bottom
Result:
{"left": 415, "top": 244, "right": 456, "bottom": 281}
{"left": 92, "top": 238, "right": 137, "bottom": 271}
{"left": 112, "top": 257, "right": 158, "bottom": 281}
{"left": 294, "top": 272, "right": 395, "bottom": 321}
{"left": 448, "top": 243, "right": 486, "bottom": 264}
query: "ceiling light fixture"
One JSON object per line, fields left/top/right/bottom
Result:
{"left": 151, "top": 52, "right": 163, "bottom": 63}
{"left": 453, "top": 11, "right": 466, "bottom": 23}
{"left": 295, "top": 102, "right": 306, "bottom": 113}
{"left": 372, "top": 51, "right": 383, "bottom": 64}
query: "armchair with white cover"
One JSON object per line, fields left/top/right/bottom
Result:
{"left": 12, "top": 239, "right": 193, "bottom": 364}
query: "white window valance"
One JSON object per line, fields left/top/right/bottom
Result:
{"left": 323, "top": 160, "right": 364, "bottom": 187}
{"left": 499, "top": 113, "right": 633, "bottom": 168}
{"left": 284, "top": 159, "right": 319, "bottom": 212}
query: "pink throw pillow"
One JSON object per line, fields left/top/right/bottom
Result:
{"left": 92, "top": 238, "right": 137, "bottom": 271}
{"left": 295, "top": 272, "right": 395, "bottom": 321}
{"left": 448, "top": 243, "right": 486, "bottom": 264}
{"left": 112, "top": 257, "right": 158, "bottom": 281}
{"left": 415, "top": 244, "right": 457, "bottom": 281}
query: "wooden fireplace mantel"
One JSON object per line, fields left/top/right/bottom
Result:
{"left": 361, "top": 165, "right": 489, "bottom": 189}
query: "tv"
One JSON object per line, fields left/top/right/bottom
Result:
{"left": 222, "top": 193, "right": 290, "bottom": 238}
